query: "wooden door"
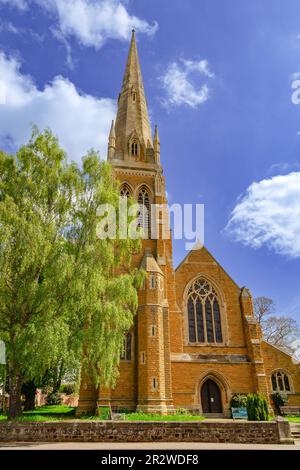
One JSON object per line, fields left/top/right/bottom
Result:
{"left": 201, "top": 379, "right": 222, "bottom": 413}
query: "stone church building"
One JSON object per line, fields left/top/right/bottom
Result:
{"left": 77, "top": 31, "right": 300, "bottom": 416}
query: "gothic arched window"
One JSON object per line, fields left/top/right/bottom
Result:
{"left": 120, "top": 184, "right": 131, "bottom": 199}
{"left": 131, "top": 141, "right": 138, "bottom": 156}
{"left": 187, "top": 277, "right": 223, "bottom": 344}
{"left": 271, "top": 371, "right": 291, "bottom": 392}
{"left": 137, "top": 186, "right": 150, "bottom": 237}
{"left": 120, "top": 332, "right": 132, "bottom": 361}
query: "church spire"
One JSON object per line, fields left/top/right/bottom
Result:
{"left": 121, "top": 29, "right": 144, "bottom": 94}
{"left": 113, "top": 30, "right": 153, "bottom": 162}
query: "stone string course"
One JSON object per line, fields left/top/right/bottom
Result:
{"left": 0, "top": 420, "right": 293, "bottom": 444}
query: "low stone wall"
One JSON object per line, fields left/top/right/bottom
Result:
{"left": 0, "top": 419, "right": 293, "bottom": 444}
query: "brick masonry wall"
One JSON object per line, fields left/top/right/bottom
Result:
{"left": 0, "top": 420, "right": 293, "bottom": 444}
{"left": 261, "top": 341, "right": 300, "bottom": 404}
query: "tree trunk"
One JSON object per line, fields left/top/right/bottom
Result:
{"left": 52, "top": 361, "right": 64, "bottom": 394}
{"left": 22, "top": 381, "right": 36, "bottom": 411}
{"left": 8, "top": 371, "right": 23, "bottom": 418}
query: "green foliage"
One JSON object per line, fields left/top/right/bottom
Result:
{"left": 97, "top": 406, "right": 111, "bottom": 420}
{"left": 60, "top": 383, "right": 76, "bottom": 395}
{"left": 246, "top": 393, "right": 269, "bottom": 421}
{"left": 0, "top": 127, "right": 143, "bottom": 417}
{"left": 174, "top": 407, "right": 189, "bottom": 415}
{"left": 230, "top": 394, "right": 247, "bottom": 408}
{"left": 271, "top": 392, "right": 288, "bottom": 415}
{"left": 271, "top": 392, "right": 287, "bottom": 408}
{"left": 45, "top": 392, "right": 63, "bottom": 406}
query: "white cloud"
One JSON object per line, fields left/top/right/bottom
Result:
{"left": 3, "top": 0, "right": 157, "bottom": 48}
{"left": 0, "top": 0, "right": 27, "bottom": 9}
{"left": 0, "top": 22, "right": 20, "bottom": 34}
{"left": 0, "top": 52, "right": 116, "bottom": 162}
{"left": 0, "top": 1, "right": 158, "bottom": 68}
{"left": 161, "top": 58, "right": 214, "bottom": 108}
{"left": 51, "top": 0, "right": 157, "bottom": 48}
{"left": 225, "top": 172, "right": 300, "bottom": 258}
{"left": 267, "top": 161, "right": 300, "bottom": 175}
{"left": 182, "top": 59, "right": 215, "bottom": 78}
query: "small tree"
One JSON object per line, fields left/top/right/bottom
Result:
{"left": 0, "top": 128, "right": 143, "bottom": 418}
{"left": 254, "top": 297, "right": 300, "bottom": 356}
{"left": 271, "top": 392, "right": 287, "bottom": 415}
{"left": 60, "top": 384, "right": 75, "bottom": 395}
{"left": 254, "top": 297, "right": 275, "bottom": 324}
{"left": 246, "top": 393, "right": 269, "bottom": 421}
{"left": 45, "top": 391, "right": 63, "bottom": 406}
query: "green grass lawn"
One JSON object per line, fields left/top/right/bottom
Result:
{"left": 286, "top": 415, "right": 300, "bottom": 422}
{"left": 0, "top": 406, "right": 204, "bottom": 422}
{"left": 24, "top": 405, "right": 76, "bottom": 416}
{"left": 0, "top": 405, "right": 76, "bottom": 422}
{"left": 124, "top": 412, "right": 205, "bottom": 421}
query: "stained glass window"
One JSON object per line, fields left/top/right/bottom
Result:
{"left": 187, "top": 277, "right": 223, "bottom": 344}
{"left": 271, "top": 371, "right": 291, "bottom": 393}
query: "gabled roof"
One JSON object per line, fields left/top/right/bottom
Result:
{"left": 262, "top": 340, "right": 300, "bottom": 364}
{"left": 175, "top": 244, "right": 241, "bottom": 290}
{"left": 140, "top": 250, "right": 163, "bottom": 275}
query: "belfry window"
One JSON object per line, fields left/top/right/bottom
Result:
{"left": 187, "top": 277, "right": 223, "bottom": 344}
{"left": 137, "top": 186, "right": 150, "bottom": 237}
{"left": 120, "top": 332, "right": 132, "bottom": 361}
{"left": 271, "top": 371, "right": 291, "bottom": 393}
{"left": 131, "top": 141, "right": 138, "bottom": 156}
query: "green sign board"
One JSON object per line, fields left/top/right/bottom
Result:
{"left": 231, "top": 407, "right": 248, "bottom": 419}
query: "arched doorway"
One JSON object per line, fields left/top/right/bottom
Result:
{"left": 201, "top": 379, "right": 222, "bottom": 414}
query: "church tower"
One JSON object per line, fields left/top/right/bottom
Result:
{"left": 77, "top": 30, "right": 176, "bottom": 415}
{"left": 107, "top": 30, "right": 175, "bottom": 414}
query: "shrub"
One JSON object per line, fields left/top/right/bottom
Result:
{"left": 41, "top": 385, "right": 52, "bottom": 395}
{"left": 175, "top": 408, "right": 189, "bottom": 415}
{"left": 115, "top": 408, "right": 130, "bottom": 414}
{"left": 97, "top": 406, "right": 111, "bottom": 420}
{"left": 271, "top": 392, "right": 288, "bottom": 415}
{"left": 45, "top": 392, "right": 63, "bottom": 406}
{"left": 246, "top": 393, "right": 269, "bottom": 421}
{"left": 230, "top": 394, "right": 247, "bottom": 408}
{"left": 60, "top": 384, "right": 75, "bottom": 395}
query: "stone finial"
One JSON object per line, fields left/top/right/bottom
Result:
{"left": 107, "top": 120, "right": 116, "bottom": 160}
{"left": 154, "top": 125, "right": 160, "bottom": 163}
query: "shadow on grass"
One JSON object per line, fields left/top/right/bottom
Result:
{"left": 0, "top": 405, "right": 77, "bottom": 422}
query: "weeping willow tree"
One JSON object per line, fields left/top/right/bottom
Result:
{"left": 0, "top": 128, "right": 143, "bottom": 418}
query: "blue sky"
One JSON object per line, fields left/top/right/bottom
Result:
{"left": 0, "top": 0, "right": 300, "bottom": 322}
